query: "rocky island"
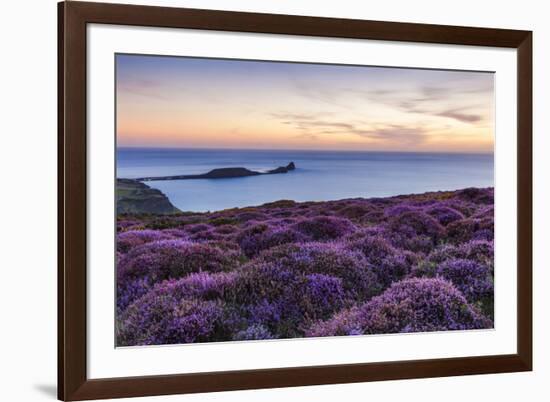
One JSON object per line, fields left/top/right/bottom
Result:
{"left": 135, "top": 162, "right": 296, "bottom": 182}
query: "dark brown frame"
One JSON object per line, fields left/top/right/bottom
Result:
{"left": 58, "top": 1, "right": 532, "bottom": 400}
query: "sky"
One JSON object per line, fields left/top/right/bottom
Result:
{"left": 116, "top": 54, "right": 494, "bottom": 153}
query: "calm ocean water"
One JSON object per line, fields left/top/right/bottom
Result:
{"left": 117, "top": 148, "right": 494, "bottom": 213}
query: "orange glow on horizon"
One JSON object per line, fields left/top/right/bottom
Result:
{"left": 116, "top": 55, "right": 494, "bottom": 153}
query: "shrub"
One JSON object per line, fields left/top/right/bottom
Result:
{"left": 436, "top": 258, "right": 493, "bottom": 302}
{"left": 214, "top": 224, "right": 239, "bottom": 235}
{"left": 347, "top": 234, "right": 394, "bottom": 263}
{"left": 259, "top": 242, "right": 380, "bottom": 301}
{"left": 360, "top": 210, "right": 384, "bottom": 224}
{"left": 384, "top": 204, "right": 420, "bottom": 218}
{"left": 388, "top": 210, "right": 445, "bottom": 242}
{"left": 373, "top": 253, "right": 415, "bottom": 288}
{"left": 424, "top": 205, "right": 465, "bottom": 226}
{"left": 347, "top": 235, "right": 416, "bottom": 287}
{"left": 269, "top": 210, "right": 294, "bottom": 219}
{"left": 117, "top": 219, "right": 142, "bottom": 232}
{"left": 118, "top": 239, "right": 240, "bottom": 286}
{"left": 189, "top": 229, "right": 224, "bottom": 241}
{"left": 459, "top": 240, "right": 494, "bottom": 266}
{"left": 306, "top": 278, "right": 492, "bottom": 337}
{"left": 204, "top": 239, "right": 243, "bottom": 255}
{"left": 229, "top": 263, "right": 347, "bottom": 337}
{"left": 426, "top": 240, "right": 494, "bottom": 266}
{"left": 235, "top": 211, "right": 269, "bottom": 222}
{"left": 152, "top": 272, "right": 237, "bottom": 301}
{"left": 117, "top": 277, "right": 151, "bottom": 314}
{"left": 117, "top": 295, "right": 231, "bottom": 346}
{"left": 386, "top": 229, "right": 434, "bottom": 254}
{"left": 260, "top": 200, "right": 296, "bottom": 209}
{"left": 146, "top": 216, "right": 182, "bottom": 230}
{"left": 292, "top": 216, "right": 356, "bottom": 241}
{"left": 456, "top": 187, "right": 494, "bottom": 204}
{"left": 337, "top": 203, "right": 373, "bottom": 220}
{"left": 161, "top": 228, "right": 189, "bottom": 239}
{"left": 116, "top": 229, "right": 173, "bottom": 253}
{"left": 472, "top": 228, "right": 494, "bottom": 241}
{"left": 472, "top": 205, "right": 494, "bottom": 220}
{"left": 208, "top": 216, "right": 237, "bottom": 226}
{"left": 446, "top": 218, "right": 492, "bottom": 243}
{"left": 301, "top": 273, "right": 347, "bottom": 320}
{"left": 233, "top": 324, "right": 274, "bottom": 341}
{"left": 184, "top": 223, "right": 212, "bottom": 234}
{"left": 237, "top": 223, "right": 309, "bottom": 257}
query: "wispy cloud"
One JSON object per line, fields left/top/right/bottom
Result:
{"left": 348, "top": 84, "right": 491, "bottom": 125}
{"left": 271, "top": 112, "right": 428, "bottom": 145}
{"left": 436, "top": 108, "right": 483, "bottom": 123}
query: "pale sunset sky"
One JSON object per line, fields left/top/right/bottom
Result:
{"left": 116, "top": 54, "right": 494, "bottom": 153}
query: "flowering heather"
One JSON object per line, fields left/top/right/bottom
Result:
{"left": 227, "top": 263, "right": 346, "bottom": 337}
{"left": 446, "top": 218, "right": 494, "bottom": 243}
{"left": 436, "top": 258, "right": 493, "bottom": 304}
{"left": 258, "top": 242, "right": 380, "bottom": 301}
{"left": 346, "top": 235, "right": 417, "bottom": 287}
{"left": 116, "top": 187, "right": 494, "bottom": 346}
{"left": 118, "top": 239, "right": 240, "bottom": 285}
{"left": 117, "top": 277, "right": 151, "bottom": 314}
{"left": 291, "top": 216, "right": 356, "bottom": 241}
{"left": 117, "top": 296, "right": 230, "bottom": 346}
{"left": 233, "top": 324, "right": 274, "bottom": 341}
{"left": 117, "top": 229, "right": 174, "bottom": 253}
{"left": 425, "top": 240, "right": 494, "bottom": 266}
{"left": 152, "top": 272, "right": 238, "bottom": 301}
{"left": 337, "top": 203, "right": 376, "bottom": 220}
{"left": 388, "top": 210, "right": 445, "bottom": 242}
{"left": 236, "top": 223, "right": 309, "bottom": 257}
{"left": 425, "top": 205, "right": 465, "bottom": 226}
{"left": 306, "top": 278, "right": 491, "bottom": 337}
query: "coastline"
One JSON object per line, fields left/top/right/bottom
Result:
{"left": 116, "top": 178, "right": 180, "bottom": 215}
{"left": 116, "top": 179, "right": 494, "bottom": 216}
{"left": 118, "top": 149, "right": 493, "bottom": 213}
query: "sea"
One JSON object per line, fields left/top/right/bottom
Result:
{"left": 117, "top": 148, "right": 494, "bottom": 213}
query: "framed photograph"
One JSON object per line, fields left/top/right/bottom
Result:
{"left": 58, "top": 1, "right": 532, "bottom": 400}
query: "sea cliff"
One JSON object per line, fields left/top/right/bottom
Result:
{"left": 117, "top": 179, "right": 180, "bottom": 215}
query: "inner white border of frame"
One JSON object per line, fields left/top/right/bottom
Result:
{"left": 87, "top": 24, "right": 517, "bottom": 379}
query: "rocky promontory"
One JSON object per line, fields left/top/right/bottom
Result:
{"left": 135, "top": 162, "right": 296, "bottom": 182}
{"left": 117, "top": 179, "right": 180, "bottom": 215}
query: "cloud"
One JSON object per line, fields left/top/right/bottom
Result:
{"left": 269, "top": 112, "right": 327, "bottom": 121}
{"left": 286, "top": 77, "right": 492, "bottom": 127}
{"left": 117, "top": 76, "right": 189, "bottom": 101}
{"left": 271, "top": 112, "right": 428, "bottom": 145}
{"left": 354, "top": 84, "right": 490, "bottom": 125}
{"left": 436, "top": 109, "right": 483, "bottom": 123}
{"left": 289, "top": 80, "right": 345, "bottom": 107}
{"left": 343, "top": 85, "right": 447, "bottom": 115}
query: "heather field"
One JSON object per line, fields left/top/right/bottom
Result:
{"left": 116, "top": 187, "right": 494, "bottom": 346}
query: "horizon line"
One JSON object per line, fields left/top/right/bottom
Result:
{"left": 116, "top": 145, "right": 494, "bottom": 155}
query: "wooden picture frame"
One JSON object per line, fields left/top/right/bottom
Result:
{"left": 58, "top": 1, "right": 532, "bottom": 400}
